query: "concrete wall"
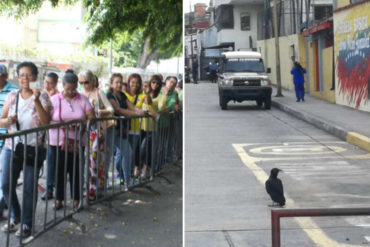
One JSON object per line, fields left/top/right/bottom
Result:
{"left": 198, "top": 26, "right": 221, "bottom": 57}
{"left": 337, "top": 0, "right": 351, "bottom": 8}
{"left": 334, "top": 1, "right": 370, "bottom": 112}
{"left": 257, "top": 34, "right": 305, "bottom": 91}
{"left": 217, "top": 5, "right": 263, "bottom": 50}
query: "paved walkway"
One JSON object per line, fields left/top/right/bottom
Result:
{"left": 1, "top": 162, "right": 182, "bottom": 247}
{"left": 271, "top": 86, "right": 370, "bottom": 152}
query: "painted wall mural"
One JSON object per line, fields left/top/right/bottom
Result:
{"left": 334, "top": 2, "right": 370, "bottom": 111}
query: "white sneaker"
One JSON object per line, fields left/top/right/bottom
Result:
{"left": 2, "top": 220, "right": 19, "bottom": 233}
{"left": 15, "top": 224, "right": 31, "bottom": 238}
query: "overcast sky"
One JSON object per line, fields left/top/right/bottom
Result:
{"left": 184, "top": 0, "right": 210, "bottom": 13}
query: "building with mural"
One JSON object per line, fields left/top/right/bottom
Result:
{"left": 255, "top": 0, "right": 369, "bottom": 113}
{"left": 333, "top": 0, "right": 370, "bottom": 112}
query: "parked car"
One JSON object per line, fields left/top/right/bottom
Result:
{"left": 217, "top": 51, "right": 271, "bottom": 110}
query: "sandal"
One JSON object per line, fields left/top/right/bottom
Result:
{"left": 140, "top": 165, "right": 148, "bottom": 179}
{"left": 133, "top": 166, "right": 140, "bottom": 178}
{"left": 73, "top": 200, "right": 80, "bottom": 209}
{"left": 53, "top": 201, "right": 63, "bottom": 210}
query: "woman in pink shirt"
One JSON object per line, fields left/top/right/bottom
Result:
{"left": 49, "top": 70, "right": 94, "bottom": 210}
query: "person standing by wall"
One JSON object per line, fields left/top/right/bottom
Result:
{"left": 291, "top": 62, "right": 306, "bottom": 102}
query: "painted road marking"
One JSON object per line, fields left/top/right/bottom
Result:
{"left": 249, "top": 144, "right": 346, "bottom": 156}
{"left": 233, "top": 143, "right": 363, "bottom": 247}
{"left": 364, "top": 236, "right": 370, "bottom": 243}
{"left": 243, "top": 142, "right": 370, "bottom": 161}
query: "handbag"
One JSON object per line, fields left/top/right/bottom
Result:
{"left": 14, "top": 143, "right": 45, "bottom": 169}
{"left": 14, "top": 90, "right": 46, "bottom": 168}
{"left": 59, "top": 97, "right": 80, "bottom": 153}
{"left": 111, "top": 93, "right": 128, "bottom": 139}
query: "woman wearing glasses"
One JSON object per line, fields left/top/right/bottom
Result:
{"left": 78, "top": 70, "right": 114, "bottom": 200}
{"left": 0, "top": 61, "right": 52, "bottom": 237}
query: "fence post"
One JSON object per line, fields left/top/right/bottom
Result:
{"left": 271, "top": 210, "right": 280, "bottom": 247}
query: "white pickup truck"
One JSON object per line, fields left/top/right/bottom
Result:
{"left": 218, "top": 51, "right": 272, "bottom": 110}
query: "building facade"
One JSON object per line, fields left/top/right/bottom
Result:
{"left": 333, "top": 0, "right": 370, "bottom": 111}
{"left": 196, "top": 0, "right": 264, "bottom": 79}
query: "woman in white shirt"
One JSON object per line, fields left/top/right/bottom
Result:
{"left": 0, "top": 61, "right": 52, "bottom": 238}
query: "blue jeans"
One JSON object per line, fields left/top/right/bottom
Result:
{"left": 1, "top": 147, "right": 40, "bottom": 227}
{"left": 129, "top": 134, "right": 141, "bottom": 170}
{"left": 106, "top": 128, "right": 130, "bottom": 182}
{"left": 0, "top": 146, "right": 6, "bottom": 215}
{"left": 46, "top": 146, "right": 55, "bottom": 194}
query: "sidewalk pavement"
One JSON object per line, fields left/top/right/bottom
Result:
{"left": 271, "top": 86, "right": 370, "bottom": 152}
{"left": 22, "top": 162, "right": 182, "bottom": 247}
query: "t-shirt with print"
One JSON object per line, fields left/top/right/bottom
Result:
{"left": 124, "top": 92, "right": 145, "bottom": 133}
{"left": 107, "top": 91, "right": 128, "bottom": 133}
{"left": 49, "top": 92, "right": 93, "bottom": 146}
{"left": 5, "top": 90, "right": 52, "bottom": 149}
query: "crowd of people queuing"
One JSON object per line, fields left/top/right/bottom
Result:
{"left": 0, "top": 61, "right": 183, "bottom": 238}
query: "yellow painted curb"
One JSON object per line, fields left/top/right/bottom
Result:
{"left": 347, "top": 132, "right": 370, "bottom": 152}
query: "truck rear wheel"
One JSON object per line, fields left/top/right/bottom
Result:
{"left": 264, "top": 97, "right": 271, "bottom": 110}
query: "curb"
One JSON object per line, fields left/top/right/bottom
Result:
{"left": 271, "top": 100, "right": 348, "bottom": 141}
{"left": 271, "top": 100, "right": 370, "bottom": 152}
{"left": 346, "top": 132, "right": 370, "bottom": 152}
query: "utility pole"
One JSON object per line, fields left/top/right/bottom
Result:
{"left": 109, "top": 39, "right": 113, "bottom": 74}
{"left": 273, "top": 0, "right": 283, "bottom": 96}
{"left": 177, "top": 56, "right": 180, "bottom": 78}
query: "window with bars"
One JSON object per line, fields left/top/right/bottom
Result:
{"left": 241, "top": 13, "right": 251, "bottom": 31}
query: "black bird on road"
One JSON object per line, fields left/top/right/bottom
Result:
{"left": 265, "top": 168, "right": 286, "bottom": 207}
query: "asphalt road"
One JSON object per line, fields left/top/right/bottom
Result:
{"left": 185, "top": 82, "right": 370, "bottom": 247}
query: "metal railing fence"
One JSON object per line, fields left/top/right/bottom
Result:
{"left": 271, "top": 207, "right": 370, "bottom": 247}
{"left": 0, "top": 112, "right": 182, "bottom": 246}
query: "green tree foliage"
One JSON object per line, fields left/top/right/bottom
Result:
{"left": 0, "top": 0, "right": 183, "bottom": 68}
{"left": 0, "top": 0, "right": 77, "bottom": 18}
{"left": 98, "top": 30, "right": 144, "bottom": 68}
{"left": 84, "top": 0, "right": 182, "bottom": 53}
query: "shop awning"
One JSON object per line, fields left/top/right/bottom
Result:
{"left": 303, "top": 21, "right": 332, "bottom": 36}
